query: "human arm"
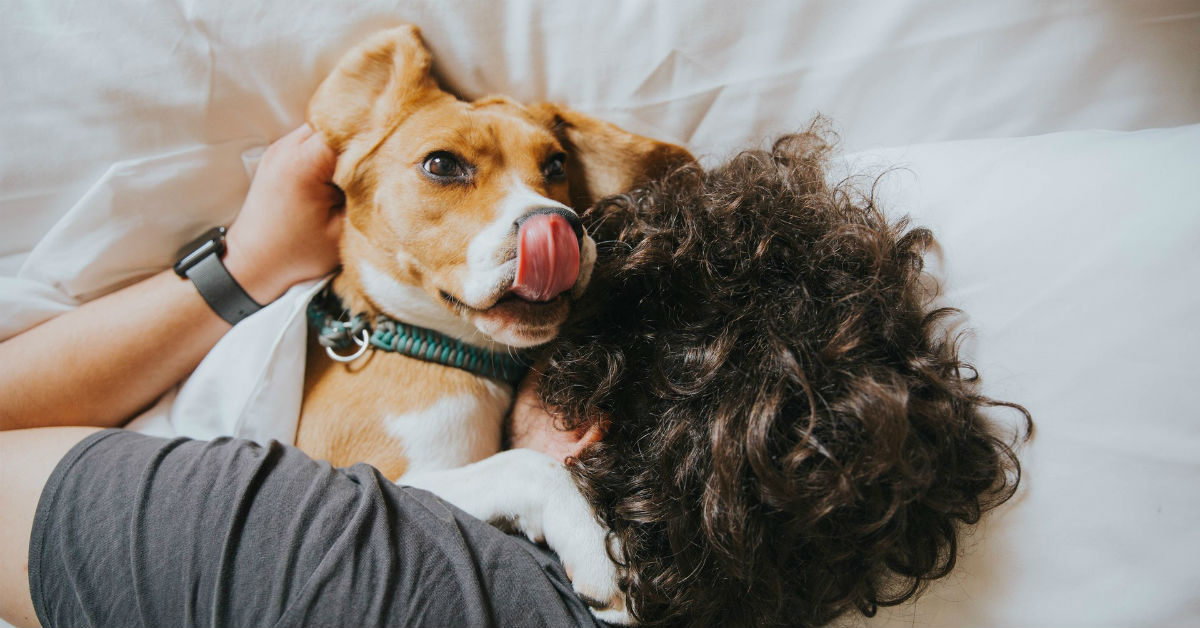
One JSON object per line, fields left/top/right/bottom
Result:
{"left": 0, "top": 124, "right": 343, "bottom": 430}
{"left": 0, "top": 365, "right": 607, "bottom": 627}
{"left": 0, "top": 427, "right": 605, "bottom": 628}
{"left": 506, "top": 365, "right": 602, "bottom": 462}
{"left": 0, "top": 427, "right": 101, "bottom": 626}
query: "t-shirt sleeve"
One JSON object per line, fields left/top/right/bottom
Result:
{"left": 28, "top": 429, "right": 604, "bottom": 628}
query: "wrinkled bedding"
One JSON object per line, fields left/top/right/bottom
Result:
{"left": 2, "top": 1, "right": 1198, "bottom": 625}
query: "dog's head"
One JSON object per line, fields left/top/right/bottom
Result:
{"left": 308, "top": 26, "right": 692, "bottom": 349}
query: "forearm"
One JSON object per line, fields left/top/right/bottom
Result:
{"left": 0, "top": 270, "right": 240, "bottom": 430}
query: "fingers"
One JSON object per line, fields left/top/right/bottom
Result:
{"left": 301, "top": 130, "right": 338, "bottom": 182}
{"left": 267, "top": 124, "right": 333, "bottom": 170}
{"left": 263, "top": 124, "right": 341, "bottom": 210}
{"left": 280, "top": 122, "right": 316, "bottom": 146}
{"left": 325, "top": 203, "right": 346, "bottom": 241}
{"left": 322, "top": 182, "right": 346, "bottom": 209}
{"left": 282, "top": 124, "right": 337, "bottom": 187}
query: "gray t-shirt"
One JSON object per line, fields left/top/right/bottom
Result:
{"left": 30, "top": 429, "right": 609, "bottom": 627}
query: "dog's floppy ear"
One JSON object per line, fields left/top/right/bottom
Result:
{"left": 308, "top": 25, "right": 442, "bottom": 187}
{"left": 529, "top": 104, "right": 695, "bottom": 210}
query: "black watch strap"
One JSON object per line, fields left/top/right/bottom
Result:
{"left": 185, "top": 252, "right": 263, "bottom": 325}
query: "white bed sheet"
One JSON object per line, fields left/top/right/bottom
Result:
{"left": 2, "top": 1, "right": 1198, "bottom": 625}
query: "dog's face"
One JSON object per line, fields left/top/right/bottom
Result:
{"left": 336, "top": 94, "right": 590, "bottom": 349}
{"left": 309, "top": 26, "right": 692, "bottom": 348}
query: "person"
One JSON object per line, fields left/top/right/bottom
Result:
{"left": 0, "top": 123, "right": 1030, "bottom": 628}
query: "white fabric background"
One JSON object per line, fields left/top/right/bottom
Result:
{"left": 1, "top": 1, "right": 1198, "bottom": 625}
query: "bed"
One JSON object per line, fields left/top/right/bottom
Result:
{"left": 2, "top": 1, "right": 1198, "bottom": 625}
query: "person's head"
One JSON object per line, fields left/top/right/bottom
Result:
{"left": 533, "top": 126, "right": 1032, "bottom": 626}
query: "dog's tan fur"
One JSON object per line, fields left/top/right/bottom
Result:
{"left": 296, "top": 26, "right": 692, "bottom": 480}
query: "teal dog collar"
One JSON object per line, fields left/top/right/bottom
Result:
{"left": 307, "top": 286, "right": 528, "bottom": 384}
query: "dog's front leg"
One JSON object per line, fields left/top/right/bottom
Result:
{"left": 399, "top": 449, "right": 631, "bottom": 624}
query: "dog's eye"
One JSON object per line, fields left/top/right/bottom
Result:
{"left": 543, "top": 153, "right": 567, "bottom": 181}
{"left": 422, "top": 152, "right": 466, "bottom": 179}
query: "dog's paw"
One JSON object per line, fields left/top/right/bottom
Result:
{"left": 399, "top": 449, "right": 633, "bottom": 624}
{"left": 538, "top": 470, "right": 631, "bottom": 624}
{"left": 491, "top": 450, "right": 634, "bottom": 624}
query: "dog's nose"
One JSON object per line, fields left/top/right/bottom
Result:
{"left": 515, "top": 207, "right": 583, "bottom": 243}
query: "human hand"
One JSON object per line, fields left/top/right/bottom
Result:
{"left": 508, "top": 368, "right": 603, "bottom": 464}
{"left": 224, "top": 124, "right": 345, "bottom": 304}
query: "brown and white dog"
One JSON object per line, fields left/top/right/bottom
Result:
{"left": 295, "top": 26, "right": 692, "bottom": 621}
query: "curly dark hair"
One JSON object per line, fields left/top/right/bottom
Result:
{"left": 539, "top": 125, "right": 1033, "bottom": 627}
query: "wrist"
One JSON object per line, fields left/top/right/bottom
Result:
{"left": 173, "top": 227, "right": 271, "bottom": 326}
{"left": 221, "top": 244, "right": 289, "bottom": 305}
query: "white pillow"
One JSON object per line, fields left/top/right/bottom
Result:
{"left": 847, "top": 125, "right": 1200, "bottom": 626}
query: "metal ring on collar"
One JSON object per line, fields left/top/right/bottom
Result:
{"left": 325, "top": 329, "right": 371, "bottom": 363}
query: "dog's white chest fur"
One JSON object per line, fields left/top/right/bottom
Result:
{"left": 389, "top": 380, "right": 511, "bottom": 473}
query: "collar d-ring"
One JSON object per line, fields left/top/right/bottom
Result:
{"left": 325, "top": 329, "right": 371, "bottom": 363}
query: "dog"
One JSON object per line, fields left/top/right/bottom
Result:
{"left": 295, "top": 26, "right": 692, "bottom": 622}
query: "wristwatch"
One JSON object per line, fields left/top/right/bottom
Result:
{"left": 173, "top": 226, "right": 263, "bottom": 325}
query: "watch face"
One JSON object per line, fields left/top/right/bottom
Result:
{"left": 173, "top": 226, "right": 228, "bottom": 277}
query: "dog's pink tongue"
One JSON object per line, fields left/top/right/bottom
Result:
{"left": 512, "top": 214, "right": 580, "bottom": 302}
